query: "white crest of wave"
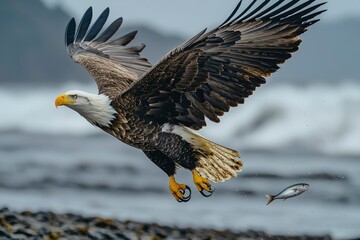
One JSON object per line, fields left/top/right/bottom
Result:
{"left": 200, "top": 82, "right": 360, "bottom": 156}
{"left": 0, "top": 82, "right": 359, "bottom": 156}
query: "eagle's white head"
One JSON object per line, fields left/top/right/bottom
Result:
{"left": 55, "top": 90, "right": 117, "bottom": 127}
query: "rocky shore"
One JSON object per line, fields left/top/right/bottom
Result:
{"left": 0, "top": 208, "right": 333, "bottom": 240}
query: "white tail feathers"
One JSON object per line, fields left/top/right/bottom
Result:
{"left": 163, "top": 124, "right": 243, "bottom": 183}
{"left": 266, "top": 195, "right": 275, "bottom": 205}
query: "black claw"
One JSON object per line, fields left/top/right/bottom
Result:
{"left": 200, "top": 188, "right": 215, "bottom": 197}
{"left": 181, "top": 196, "right": 191, "bottom": 202}
{"left": 177, "top": 195, "right": 191, "bottom": 203}
{"left": 177, "top": 185, "right": 192, "bottom": 203}
{"left": 184, "top": 185, "right": 192, "bottom": 198}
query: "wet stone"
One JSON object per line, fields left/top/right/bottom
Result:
{"left": 0, "top": 207, "right": 337, "bottom": 240}
{"left": 12, "top": 227, "right": 38, "bottom": 237}
{"left": 0, "top": 229, "right": 11, "bottom": 238}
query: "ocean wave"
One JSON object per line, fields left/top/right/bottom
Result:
{"left": 201, "top": 82, "right": 360, "bottom": 157}
{"left": 1, "top": 82, "right": 360, "bottom": 156}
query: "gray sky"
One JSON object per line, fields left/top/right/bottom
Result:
{"left": 42, "top": 0, "right": 360, "bottom": 37}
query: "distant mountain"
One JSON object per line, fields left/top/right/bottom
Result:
{"left": 0, "top": 0, "right": 359, "bottom": 88}
{"left": 0, "top": 0, "right": 82, "bottom": 87}
{"left": 0, "top": 0, "right": 185, "bottom": 88}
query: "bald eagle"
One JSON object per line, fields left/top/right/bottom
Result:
{"left": 55, "top": 0, "right": 326, "bottom": 202}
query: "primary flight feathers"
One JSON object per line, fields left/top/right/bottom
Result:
{"left": 65, "top": 6, "right": 152, "bottom": 97}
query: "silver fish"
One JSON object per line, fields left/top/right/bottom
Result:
{"left": 266, "top": 183, "right": 309, "bottom": 205}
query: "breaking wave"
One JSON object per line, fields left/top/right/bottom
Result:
{"left": 1, "top": 81, "right": 359, "bottom": 156}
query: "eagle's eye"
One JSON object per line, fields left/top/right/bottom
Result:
{"left": 71, "top": 94, "right": 78, "bottom": 100}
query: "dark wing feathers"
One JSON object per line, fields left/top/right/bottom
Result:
{"left": 231, "top": 0, "right": 257, "bottom": 24}
{"left": 65, "top": 7, "right": 151, "bottom": 97}
{"left": 65, "top": 18, "right": 76, "bottom": 48}
{"left": 121, "top": 0, "right": 326, "bottom": 130}
{"left": 92, "top": 17, "right": 123, "bottom": 44}
{"left": 251, "top": 0, "right": 286, "bottom": 20}
{"left": 238, "top": 0, "right": 270, "bottom": 22}
{"left": 262, "top": 0, "right": 301, "bottom": 19}
{"left": 219, "top": 0, "right": 243, "bottom": 27}
{"left": 75, "top": 7, "right": 92, "bottom": 42}
{"left": 84, "top": 7, "right": 109, "bottom": 42}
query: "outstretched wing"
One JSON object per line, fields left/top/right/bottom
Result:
{"left": 121, "top": 0, "right": 326, "bottom": 130}
{"left": 65, "top": 7, "right": 152, "bottom": 98}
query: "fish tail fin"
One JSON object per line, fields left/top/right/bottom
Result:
{"left": 266, "top": 195, "right": 275, "bottom": 205}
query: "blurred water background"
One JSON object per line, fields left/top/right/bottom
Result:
{"left": 0, "top": 0, "right": 359, "bottom": 238}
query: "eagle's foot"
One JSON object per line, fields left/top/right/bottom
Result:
{"left": 169, "top": 176, "right": 191, "bottom": 202}
{"left": 192, "top": 170, "right": 214, "bottom": 197}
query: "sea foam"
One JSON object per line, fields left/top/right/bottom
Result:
{"left": 1, "top": 81, "right": 359, "bottom": 156}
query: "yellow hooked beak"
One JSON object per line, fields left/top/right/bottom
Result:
{"left": 55, "top": 93, "right": 75, "bottom": 108}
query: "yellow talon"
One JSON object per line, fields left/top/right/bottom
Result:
{"left": 169, "top": 176, "right": 191, "bottom": 202}
{"left": 192, "top": 170, "right": 214, "bottom": 197}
